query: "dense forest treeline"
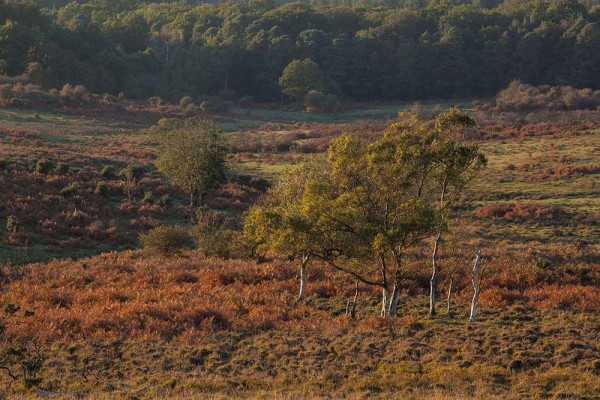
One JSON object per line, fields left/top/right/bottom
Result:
{"left": 2, "top": 0, "right": 600, "bottom": 102}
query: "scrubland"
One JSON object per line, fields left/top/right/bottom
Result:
{"left": 0, "top": 102, "right": 599, "bottom": 398}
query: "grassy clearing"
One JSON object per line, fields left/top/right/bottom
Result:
{"left": 230, "top": 101, "right": 473, "bottom": 124}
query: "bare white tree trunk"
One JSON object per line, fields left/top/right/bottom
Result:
{"left": 469, "top": 249, "right": 482, "bottom": 323}
{"left": 346, "top": 279, "right": 359, "bottom": 319}
{"left": 446, "top": 278, "right": 453, "bottom": 317}
{"left": 297, "top": 254, "right": 310, "bottom": 303}
{"left": 381, "top": 287, "right": 390, "bottom": 317}
{"left": 430, "top": 232, "right": 442, "bottom": 316}
{"left": 388, "top": 282, "right": 401, "bottom": 316}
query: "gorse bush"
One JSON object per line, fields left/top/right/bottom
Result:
{"left": 34, "top": 158, "right": 54, "bottom": 174}
{"left": 95, "top": 182, "right": 109, "bottom": 197}
{"left": 159, "top": 194, "right": 171, "bottom": 207}
{"left": 55, "top": 162, "right": 70, "bottom": 174}
{"left": 140, "top": 225, "right": 194, "bottom": 258}
{"left": 142, "top": 191, "right": 154, "bottom": 204}
{"left": 60, "top": 183, "right": 79, "bottom": 197}
{"left": 100, "top": 165, "right": 115, "bottom": 178}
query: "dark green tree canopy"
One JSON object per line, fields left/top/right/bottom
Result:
{"left": 3, "top": 0, "right": 600, "bottom": 100}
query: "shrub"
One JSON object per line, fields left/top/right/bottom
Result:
{"left": 60, "top": 83, "right": 74, "bottom": 99}
{"left": 238, "top": 95, "right": 254, "bottom": 107}
{"left": 9, "top": 97, "right": 27, "bottom": 107}
{"left": 199, "top": 97, "right": 230, "bottom": 113}
{"left": 148, "top": 96, "right": 164, "bottom": 107}
{"left": 475, "top": 202, "right": 567, "bottom": 221}
{"left": 195, "top": 209, "right": 255, "bottom": 259}
{"left": 159, "top": 194, "right": 171, "bottom": 206}
{"left": 139, "top": 225, "right": 194, "bottom": 258}
{"left": 0, "top": 84, "right": 13, "bottom": 99}
{"left": 179, "top": 96, "right": 193, "bottom": 107}
{"left": 6, "top": 215, "right": 18, "bottom": 234}
{"left": 0, "top": 159, "right": 8, "bottom": 170}
{"left": 35, "top": 158, "right": 54, "bottom": 174}
{"left": 142, "top": 191, "right": 154, "bottom": 204}
{"left": 60, "top": 183, "right": 79, "bottom": 197}
{"left": 100, "top": 165, "right": 115, "bottom": 178}
{"left": 95, "top": 182, "right": 109, "bottom": 197}
{"left": 73, "top": 85, "right": 88, "bottom": 98}
{"left": 304, "top": 90, "right": 326, "bottom": 112}
{"left": 55, "top": 162, "right": 70, "bottom": 174}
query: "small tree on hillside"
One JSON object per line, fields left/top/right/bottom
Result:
{"left": 155, "top": 119, "right": 227, "bottom": 207}
{"left": 119, "top": 165, "right": 144, "bottom": 201}
{"left": 244, "top": 160, "right": 329, "bottom": 302}
{"left": 279, "top": 58, "right": 325, "bottom": 101}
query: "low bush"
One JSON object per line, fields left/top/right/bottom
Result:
{"left": 95, "top": 182, "right": 109, "bottom": 197}
{"left": 140, "top": 225, "right": 194, "bottom": 258}
{"left": 179, "top": 96, "right": 193, "bottom": 107}
{"left": 55, "top": 162, "right": 70, "bottom": 174}
{"left": 475, "top": 202, "right": 567, "bottom": 221}
{"left": 100, "top": 165, "right": 115, "bottom": 178}
{"left": 60, "top": 183, "right": 79, "bottom": 197}
{"left": 34, "top": 158, "right": 54, "bottom": 174}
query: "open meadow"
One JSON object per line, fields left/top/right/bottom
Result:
{"left": 0, "top": 100, "right": 599, "bottom": 399}
{"left": 2, "top": 0, "right": 600, "bottom": 398}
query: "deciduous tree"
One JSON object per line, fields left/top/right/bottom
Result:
{"left": 155, "top": 119, "right": 227, "bottom": 207}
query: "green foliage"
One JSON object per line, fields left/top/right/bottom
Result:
{"left": 95, "top": 181, "right": 109, "bottom": 197}
{"left": 118, "top": 164, "right": 145, "bottom": 201}
{"left": 303, "top": 90, "right": 326, "bottom": 112}
{"left": 100, "top": 165, "right": 115, "bottom": 178}
{"left": 55, "top": 162, "right": 70, "bottom": 175}
{"left": 159, "top": 194, "right": 172, "bottom": 207}
{"left": 142, "top": 191, "right": 154, "bottom": 204}
{"left": 34, "top": 158, "right": 54, "bottom": 174}
{"left": 154, "top": 118, "right": 227, "bottom": 207}
{"left": 2, "top": 0, "right": 600, "bottom": 102}
{"left": 304, "top": 90, "right": 342, "bottom": 113}
{"left": 244, "top": 111, "right": 485, "bottom": 314}
{"left": 139, "top": 225, "right": 194, "bottom": 258}
{"left": 279, "top": 59, "right": 325, "bottom": 100}
{"left": 196, "top": 209, "right": 255, "bottom": 260}
{"left": 244, "top": 160, "right": 329, "bottom": 259}
{"left": 60, "top": 183, "right": 79, "bottom": 197}
{"left": 199, "top": 97, "right": 231, "bottom": 113}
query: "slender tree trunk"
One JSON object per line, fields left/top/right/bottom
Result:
{"left": 446, "top": 278, "right": 453, "bottom": 317}
{"left": 297, "top": 254, "right": 310, "bottom": 303}
{"left": 430, "top": 231, "right": 442, "bottom": 317}
{"left": 381, "top": 286, "right": 390, "bottom": 318}
{"left": 350, "top": 279, "right": 359, "bottom": 319}
{"left": 469, "top": 250, "right": 482, "bottom": 323}
{"left": 388, "top": 282, "right": 401, "bottom": 316}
